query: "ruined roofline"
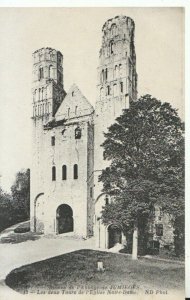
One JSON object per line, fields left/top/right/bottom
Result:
{"left": 102, "top": 15, "right": 135, "bottom": 31}
{"left": 32, "top": 47, "right": 63, "bottom": 57}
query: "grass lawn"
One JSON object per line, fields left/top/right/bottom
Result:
{"left": 5, "top": 249, "right": 184, "bottom": 294}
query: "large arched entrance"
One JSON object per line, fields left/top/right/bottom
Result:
{"left": 56, "top": 204, "right": 73, "bottom": 234}
{"left": 108, "top": 224, "right": 122, "bottom": 249}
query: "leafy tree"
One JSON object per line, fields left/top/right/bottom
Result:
{"left": 11, "top": 169, "right": 30, "bottom": 221}
{"left": 99, "top": 95, "right": 184, "bottom": 258}
{"left": 0, "top": 169, "right": 30, "bottom": 233}
{"left": 0, "top": 188, "right": 13, "bottom": 232}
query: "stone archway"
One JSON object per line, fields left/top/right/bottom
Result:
{"left": 108, "top": 224, "right": 122, "bottom": 249}
{"left": 33, "top": 193, "right": 45, "bottom": 233}
{"left": 56, "top": 204, "right": 73, "bottom": 234}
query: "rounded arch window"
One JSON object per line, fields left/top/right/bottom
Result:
{"left": 39, "top": 66, "right": 44, "bottom": 80}
{"left": 49, "top": 65, "right": 54, "bottom": 78}
{"left": 107, "top": 86, "right": 110, "bottom": 96}
{"left": 100, "top": 87, "right": 104, "bottom": 98}
{"left": 105, "top": 195, "right": 109, "bottom": 205}
{"left": 62, "top": 165, "right": 67, "bottom": 180}
{"left": 34, "top": 89, "right": 38, "bottom": 102}
{"left": 75, "top": 127, "right": 81, "bottom": 139}
{"left": 113, "top": 84, "right": 117, "bottom": 97}
{"left": 111, "top": 23, "right": 116, "bottom": 35}
{"left": 52, "top": 166, "right": 56, "bottom": 181}
{"left": 110, "top": 40, "right": 114, "bottom": 54}
{"left": 73, "top": 164, "right": 78, "bottom": 179}
{"left": 101, "top": 70, "right": 104, "bottom": 83}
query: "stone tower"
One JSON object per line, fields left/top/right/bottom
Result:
{"left": 30, "top": 47, "right": 66, "bottom": 231}
{"left": 32, "top": 47, "right": 65, "bottom": 119}
{"left": 94, "top": 16, "right": 138, "bottom": 204}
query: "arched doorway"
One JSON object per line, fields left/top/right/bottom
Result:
{"left": 34, "top": 193, "right": 45, "bottom": 233}
{"left": 56, "top": 204, "right": 73, "bottom": 234}
{"left": 108, "top": 224, "right": 122, "bottom": 249}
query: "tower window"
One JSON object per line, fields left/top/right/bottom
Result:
{"left": 156, "top": 224, "right": 163, "bottom": 236}
{"left": 114, "top": 65, "right": 118, "bottom": 78}
{"left": 39, "top": 88, "right": 41, "bottom": 100}
{"left": 151, "top": 206, "right": 156, "bottom": 217}
{"left": 113, "top": 84, "right": 117, "bottom": 97}
{"left": 52, "top": 166, "right": 56, "bottom": 181}
{"left": 75, "top": 106, "right": 78, "bottom": 115}
{"left": 68, "top": 107, "right": 70, "bottom": 117}
{"left": 73, "top": 164, "right": 78, "bottom": 179}
{"left": 100, "top": 87, "right": 104, "bottom": 98}
{"left": 110, "top": 40, "right": 114, "bottom": 54}
{"left": 101, "top": 70, "right": 104, "bottom": 83}
{"left": 49, "top": 65, "right": 54, "bottom": 78}
{"left": 107, "top": 86, "right": 110, "bottom": 96}
{"left": 39, "top": 67, "right": 44, "bottom": 80}
{"left": 72, "top": 91, "right": 75, "bottom": 97}
{"left": 120, "top": 82, "right": 123, "bottom": 93}
{"left": 105, "top": 195, "right": 109, "bottom": 205}
{"left": 111, "top": 24, "right": 116, "bottom": 35}
{"left": 34, "top": 89, "right": 37, "bottom": 102}
{"left": 62, "top": 129, "right": 66, "bottom": 136}
{"left": 105, "top": 68, "right": 108, "bottom": 80}
{"left": 41, "top": 88, "right": 44, "bottom": 100}
{"left": 51, "top": 136, "right": 55, "bottom": 146}
{"left": 119, "top": 64, "right": 122, "bottom": 76}
{"left": 75, "top": 127, "right": 81, "bottom": 139}
{"left": 62, "top": 165, "right": 67, "bottom": 180}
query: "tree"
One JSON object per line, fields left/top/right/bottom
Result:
{"left": 0, "top": 188, "right": 13, "bottom": 232}
{"left": 99, "top": 95, "right": 184, "bottom": 258}
{"left": 11, "top": 169, "right": 30, "bottom": 221}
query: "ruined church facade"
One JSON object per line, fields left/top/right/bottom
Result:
{"left": 30, "top": 16, "right": 173, "bottom": 250}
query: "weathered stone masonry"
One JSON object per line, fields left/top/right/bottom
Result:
{"left": 30, "top": 16, "right": 174, "bottom": 250}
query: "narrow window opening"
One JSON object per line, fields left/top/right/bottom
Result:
{"left": 105, "top": 68, "right": 108, "bottom": 80}
{"left": 105, "top": 195, "right": 109, "bottom": 205}
{"left": 113, "top": 84, "right": 117, "bottom": 97}
{"left": 52, "top": 166, "right": 56, "bottom": 181}
{"left": 110, "top": 41, "right": 114, "bottom": 54}
{"left": 39, "top": 88, "right": 41, "bottom": 100}
{"left": 100, "top": 87, "right": 104, "bottom": 98}
{"left": 101, "top": 70, "right": 104, "bottom": 83}
{"left": 156, "top": 224, "right": 163, "bottom": 236}
{"left": 107, "top": 86, "right": 110, "bottom": 96}
{"left": 39, "top": 67, "right": 44, "bottom": 80}
{"left": 75, "top": 127, "right": 81, "bottom": 139}
{"left": 62, "top": 165, "right": 67, "bottom": 180}
{"left": 49, "top": 65, "right": 54, "bottom": 78}
{"left": 120, "top": 82, "right": 123, "bottom": 93}
{"left": 114, "top": 65, "right": 118, "bottom": 78}
{"left": 73, "top": 164, "right": 78, "bottom": 179}
{"left": 75, "top": 106, "right": 78, "bottom": 115}
{"left": 51, "top": 136, "right": 55, "bottom": 146}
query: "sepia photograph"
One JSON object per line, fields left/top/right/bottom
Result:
{"left": 0, "top": 4, "right": 186, "bottom": 300}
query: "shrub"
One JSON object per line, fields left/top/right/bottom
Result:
{"left": 14, "top": 222, "right": 30, "bottom": 233}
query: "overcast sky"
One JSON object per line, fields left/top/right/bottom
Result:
{"left": 0, "top": 7, "right": 184, "bottom": 191}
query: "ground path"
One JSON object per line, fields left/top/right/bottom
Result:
{"left": 0, "top": 223, "right": 96, "bottom": 298}
{"left": 0, "top": 223, "right": 185, "bottom": 299}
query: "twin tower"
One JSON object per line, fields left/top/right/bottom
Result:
{"left": 30, "top": 16, "right": 138, "bottom": 242}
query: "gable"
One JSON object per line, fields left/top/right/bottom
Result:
{"left": 55, "top": 84, "right": 94, "bottom": 121}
